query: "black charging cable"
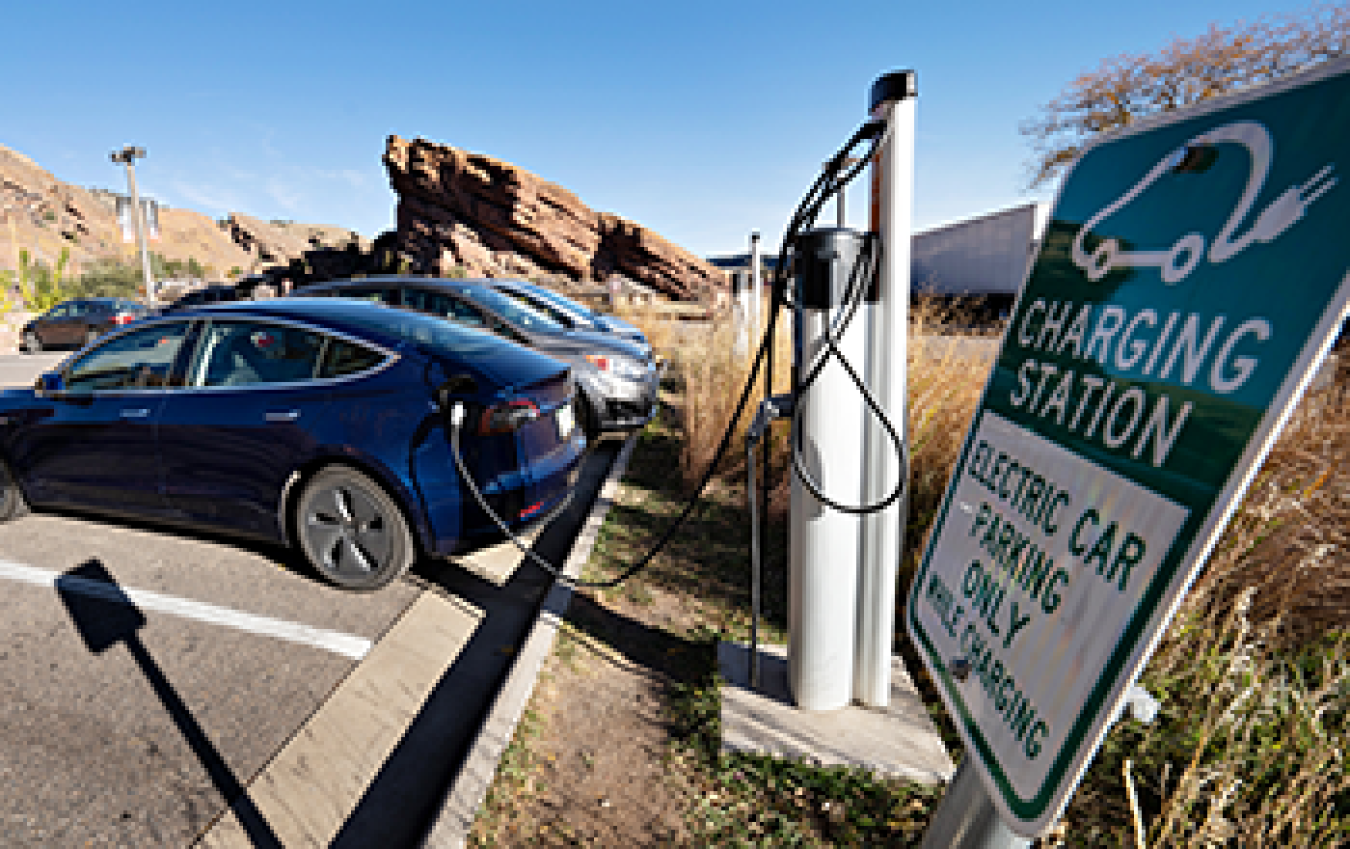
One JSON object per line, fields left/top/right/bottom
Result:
{"left": 441, "top": 115, "right": 899, "bottom": 588}
{"left": 785, "top": 229, "right": 907, "bottom": 515}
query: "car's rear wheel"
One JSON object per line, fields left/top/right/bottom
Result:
{"left": 0, "top": 461, "right": 29, "bottom": 521}
{"left": 294, "top": 466, "right": 415, "bottom": 591}
{"left": 21, "top": 331, "right": 41, "bottom": 353}
{"left": 84, "top": 328, "right": 100, "bottom": 347}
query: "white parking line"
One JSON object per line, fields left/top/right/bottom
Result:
{"left": 0, "top": 559, "right": 372, "bottom": 660}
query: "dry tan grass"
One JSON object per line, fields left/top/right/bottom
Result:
{"left": 1122, "top": 381, "right": 1350, "bottom": 848}
{"left": 620, "top": 299, "right": 792, "bottom": 491}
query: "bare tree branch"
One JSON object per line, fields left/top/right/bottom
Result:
{"left": 1022, "top": 5, "right": 1350, "bottom": 189}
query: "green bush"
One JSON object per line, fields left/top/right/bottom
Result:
{"left": 69, "top": 259, "right": 146, "bottom": 299}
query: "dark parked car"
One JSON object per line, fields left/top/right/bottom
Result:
{"left": 487, "top": 279, "right": 652, "bottom": 356}
{"left": 20, "top": 298, "right": 150, "bottom": 352}
{"left": 160, "top": 283, "right": 244, "bottom": 312}
{"left": 0, "top": 298, "right": 586, "bottom": 590}
{"left": 291, "top": 277, "right": 659, "bottom": 440}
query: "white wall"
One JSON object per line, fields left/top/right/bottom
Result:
{"left": 911, "top": 202, "right": 1044, "bottom": 296}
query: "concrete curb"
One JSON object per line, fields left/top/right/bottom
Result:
{"left": 420, "top": 431, "right": 640, "bottom": 847}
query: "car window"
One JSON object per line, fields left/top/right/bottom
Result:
{"left": 459, "top": 286, "right": 566, "bottom": 332}
{"left": 319, "top": 339, "right": 386, "bottom": 378}
{"left": 190, "top": 321, "right": 326, "bottom": 387}
{"left": 402, "top": 288, "right": 457, "bottom": 317}
{"left": 402, "top": 288, "right": 490, "bottom": 329}
{"left": 336, "top": 286, "right": 396, "bottom": 305}
{"left": 498, "top": 289, "right": 573, "bottom": 326}
{"left": 326, "top": 307, "right": 504, "bottom": 360}
{"left": 46, "top": 304, "right": 71, "bottom": 319}
{"left": 64, "top": 323, "right": 190, "bottom": 393}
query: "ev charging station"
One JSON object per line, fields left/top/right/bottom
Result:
{"left": 788, "top": 226, "right": 871, "bottom": 710}
{"left": 787, "top": 71, "right": 916, "bottom": 712}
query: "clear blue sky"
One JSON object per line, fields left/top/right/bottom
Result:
{"left": 0, "top": 0, "right": 1326, "bottom": 259}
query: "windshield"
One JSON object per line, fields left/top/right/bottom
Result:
{"left": 461, "top": 286, "right": 567, "bottom": 332}
{"left": 500, "top": 288, "right": 603, "bottom": 332}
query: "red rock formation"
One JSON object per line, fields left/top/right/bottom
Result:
{"left": 383, "top": 136, "right": 724, "bottom": 301}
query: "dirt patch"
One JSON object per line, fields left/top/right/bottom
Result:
{"left": 508, "top": 597, "right": 697, "bottom": 845}
{"left": 469, "top": 408, "right": 943, "bottom": 847}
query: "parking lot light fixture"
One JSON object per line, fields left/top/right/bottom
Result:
{"left": 109, "top": 145, "right": 156, "bottom": 304}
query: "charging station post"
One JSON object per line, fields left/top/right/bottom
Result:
{"left": 855, "top": 71, "right": 916, "bottom": 709}
{"left": 788, "top": 227, "right": 868, "bottom": 710}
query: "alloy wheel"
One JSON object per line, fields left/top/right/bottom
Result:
{"left": 296, "top": 467, "right": 414, "bottom": 591}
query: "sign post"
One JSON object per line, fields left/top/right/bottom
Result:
{"left": 909, "top": 58, "right": 1350, "bottom": 838}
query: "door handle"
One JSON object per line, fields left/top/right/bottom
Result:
{"left": 266, "top": 410, "right": 301, "bottom": 422}
{"left": 120, "top": 408, "right": 151, "bottom": 419}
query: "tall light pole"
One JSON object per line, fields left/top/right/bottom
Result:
{"left": 110, "top": 145, "right": 155, "bottom": 303}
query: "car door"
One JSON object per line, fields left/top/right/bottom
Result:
{"left": 156, "top": 318, "right": 333, "bottom": 537}
{"left": 33, "top": 303, "right": 75, "bottom": 347}
{"left": 60, "top": 300, "right": 96, "bottom": 347}
{"left": 7, "top": 321, "right": 192, "bottom": 513}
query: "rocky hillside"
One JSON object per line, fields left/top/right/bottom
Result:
{"left": 383, "top": 136, "right": 723, "bottom": 301}
{"left": 0, "top": 145, "right": 363, "bottom": 279}
{"left": 2, "top": 140, "right": 724, "bottom": 303}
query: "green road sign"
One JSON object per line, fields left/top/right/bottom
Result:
{"left": 907, "top": 58, "right": 1350, "bottom": 837}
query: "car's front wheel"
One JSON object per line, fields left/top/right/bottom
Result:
{"left": 294, "top": 466, "right": 415, "bottom": 591}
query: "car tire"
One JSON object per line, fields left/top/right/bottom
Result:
{"left": 21, "top": 331, "right": 41, "bottom": 354}
{"left": 0, "top": 461, "right": 29, "bottom": 521}
{"left": 84, "top": 328, "right": 100, "bottom": 347}
{"left": 294, "top": 466, "right": 416, "bottom": 591}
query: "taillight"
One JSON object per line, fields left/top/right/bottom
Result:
{"left": 479, "top": 399, "right": 540, "bottom": 434}
{"left": 519, "top": 500, "right": 545, "bottom": 519}
{"left": 112, "top": 313, "right": 135, "bottom": 325}
{"left": 584, "top": 353, "right": 611, "bottom": 372}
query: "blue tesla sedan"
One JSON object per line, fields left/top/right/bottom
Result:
{"left": 0, "top": 298, "right": 586, "bottom": 590}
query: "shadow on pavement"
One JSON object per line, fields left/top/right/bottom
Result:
{"left": 55, "top": 559, "right": 283, "bottom": 849}
{"left": 328, "top": 439, "right": 621, "bottom": 848}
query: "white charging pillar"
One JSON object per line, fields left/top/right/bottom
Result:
{"left": 855, "top": 71, "right": 917, "bottom": 708}
{"left": 789, "top": 228, "right": 868, "bottom": 710}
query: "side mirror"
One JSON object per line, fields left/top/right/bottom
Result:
{"left": 34, "top": 372, "right": 65, "bottom": 397}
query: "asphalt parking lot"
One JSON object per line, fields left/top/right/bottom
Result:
{"left": 0, "top": 352, "right": 621, "bottom": 846}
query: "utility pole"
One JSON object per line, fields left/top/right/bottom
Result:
{"left": 110, "top": 146, "right": 155, "bottom": 304}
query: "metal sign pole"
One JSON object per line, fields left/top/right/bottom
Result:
{"left": 920, "top": 760, "right": 1031, "bottom": 849}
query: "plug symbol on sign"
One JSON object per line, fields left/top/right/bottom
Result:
{"left": 1071, "top": 120, "right": 1338, "bottom": 284}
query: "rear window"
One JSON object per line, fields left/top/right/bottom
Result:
{"left": 320, "top": 339, "right": 385, "bottom": 378}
